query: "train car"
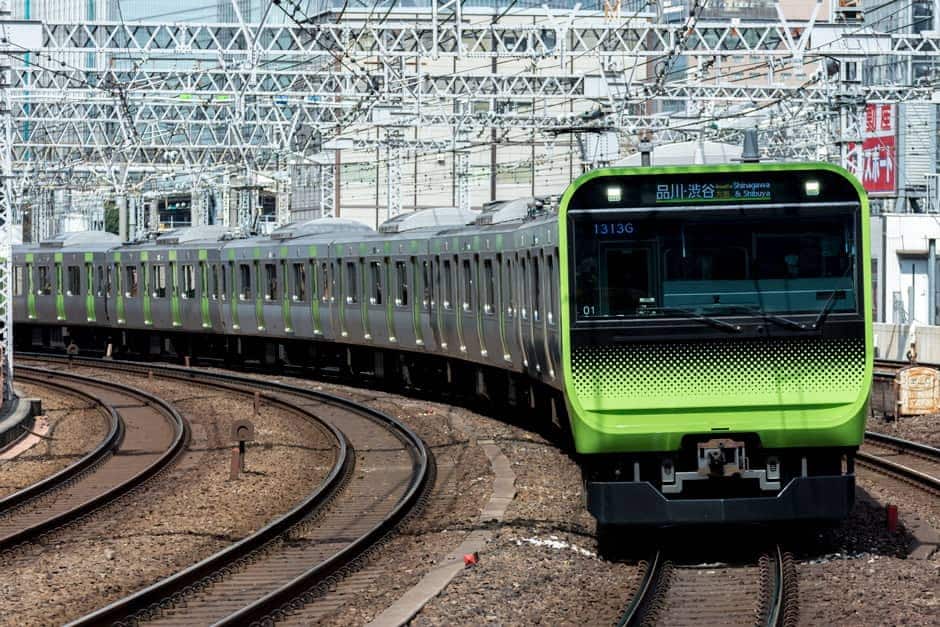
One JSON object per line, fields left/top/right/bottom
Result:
{"left": 13, "top": 232, "right": 121, "bottom": 346}
{"left": 11, "top": 162, "right": 872, "bottom": 528}
{"left": 562, "top": 163, "right": 871, "bottom": 526}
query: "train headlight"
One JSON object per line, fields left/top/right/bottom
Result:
{"left": 804, "top": 180, "right": 820, "bottom": 197}
{"left": 606, "top": 185, "right": 622, "bottom": 203}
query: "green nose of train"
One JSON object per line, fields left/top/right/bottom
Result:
{"left": 558, "top": 163, "right": 872, "bottom": 525}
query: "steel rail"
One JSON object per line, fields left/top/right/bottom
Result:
{"left": 617, "top": 544, "right": 793, "bottom": 626}
{"left": 19, "top": 354, "right": 432, "bottom": 626}
{"left": 0, "top": 366, "right": 187, "bottom": 551}
{"left": 864, "top": 431, "right": 940, "bottom": 460}
{"left": 0, "top": 372, "right": 122, "bottom": 513}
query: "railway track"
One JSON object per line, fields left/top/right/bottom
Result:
{"left": 0, "top": 366, "right": 187, "bottom": 551}
{"left": 858, "top": 431, "right": 940, "bottom": 496}
{"left": 19, "top": 354, "right": 432, "bottom": 626}
{"left": 620, "top": 545, "right": 798, "bottom": 627}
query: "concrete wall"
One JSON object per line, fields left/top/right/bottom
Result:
{"left": 874, "top": 322, "right": 940, "bottom": 364}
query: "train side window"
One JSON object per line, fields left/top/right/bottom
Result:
{"left": 239, "top": 263, "right": 251, "bottom": 300}
{"left": 320, "top": 262, "right": 330, "bottom": 302}
{"left": 85, "top": 263, "right": 93, "bottom": 296}
{"left": 395, "top": 261, "right": 408, "bottom": 307}
{"left": 483, "top": 259, "right": 495, "bottom": 315}
{"left": 126, "top": 266, "right": 139, "bottom": 298}
{"left": 108, "top": 264, "right": 115, "bottom": 298}
{"left": 520, "top": 258, "right": 528, "bottom": 320}
{"left": 181, "top": 264, "right": 196, "bottom": 299}
{"left": 345, "top": 262, "right": 358, "bottom": 305}
{"left": 97, "top": 265, "right": 105, "bottom": 297}
{"left": 38, "top": 266, "right": 51, "bottom": 295}
{"left": 13, "top": 265, "right": 23, "bottom": 296}
{"left": 461, "top": 259, "right": 474, "bottom": 312}
{"left": 532, "top": 256, "right": 541, "bottom": 323}
{"left": 442, "top": 260, "right": 453, "bottom": 310}
{"left": 152, "top": 265, "right": 166, "bottom": 298}
{"left": 221, "top": 264, "right": 228, "bottom": 301}
{"left": 264, "top": 263, "right": 277, "bottom": 301}
{"left": 292, "top": 263, "right": 307, "bottom": 301}
{"left": 546, "top": 254, "right": 555, "bottom": 325}
{"left": 369, "top": 261, "right": 382, "bottom": 305}
{"left": 505, "top": 259, "right": 514, "bottom": 318}
{"left": 422, "top": 260, "right": 431, "bottom": 308}
{"left": 210, "top": 264, "right": 219, "bottom": 300}
{"left": 65, "top": 265, "right": 79, "bottom": 296}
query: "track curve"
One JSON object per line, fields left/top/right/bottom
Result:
{"left": 18, "top": 354, "right": 432, "bottom": 626}
{"left": 0, "top": 365, "right": 188, "bottom": 551}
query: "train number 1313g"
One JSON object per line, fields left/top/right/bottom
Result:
{"left": 594, "top": 222, "right": 635, "bottom": 236}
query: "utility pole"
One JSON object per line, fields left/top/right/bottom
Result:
{"left": 0, "top": 3, "right": 14, "bottom": 398}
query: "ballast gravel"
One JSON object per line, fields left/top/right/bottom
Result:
{"left": 0, "top": 367, "right": 333, "bottom": 626}
{"left": 0, "top": 381, "right": 109, "bottom": 499}
{"left": 867, "top": 412, "right": 940, "bottom": 448}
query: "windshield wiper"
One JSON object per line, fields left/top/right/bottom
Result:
{"left": 651, "top": 307, "right": 743, "bottom": 333}
{"left": 722, "top": 305, "right": 806, "bottom": 330}
{"left": 812, "top": 288, "right": 846, "bottom": 329}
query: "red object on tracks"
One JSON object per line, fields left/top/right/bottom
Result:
{"left": 463, "top": 552, "right": 479, "bottom": 567}
{"left": 886, "top": 504, "right": 898, "bottom": 532}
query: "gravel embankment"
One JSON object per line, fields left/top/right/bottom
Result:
{"left": 220, "top": 373, "right": 639, "bottom": 626}
{"left": 867, "top": 413, "right": 940, "bottom": 448}
{"left": 0, "top": 382, "right": 109, "bottom": 498}
{"left": 0, "top": 368, "right": 334, "bottom": 626}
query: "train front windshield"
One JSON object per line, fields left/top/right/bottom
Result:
{"left": 573, "top": 209, "right": 857, "bottom": 321}
{"left": 568, "top": 169, "right": 863, "bottom": 324}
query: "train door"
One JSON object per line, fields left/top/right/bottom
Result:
{"left": 545, "top": 249, "right": 560, "bottom": 379}
{"left": 516, "top": 254, "right": 530, "bottom": 370}
{"left": 529, "top": 252, "right": 544, "bottom": 376}
{"left": 458, "top": 254, "right": 479, "bottom": 357}
{"left": 441, "top": 256, "right": 459, "bottom": 353}
{"left": 365, "top": 257, "right": 386, "bottom": 343}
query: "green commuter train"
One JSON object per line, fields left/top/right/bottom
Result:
{"left": 13, "top": 162, "right": 871, "bottom": 526}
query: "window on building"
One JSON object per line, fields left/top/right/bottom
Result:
{"left": 265, "top": 263, "right": 277, "bottom": 301}
{"left": 67, "top": 265, "right": 80, "bottom": 296}
{"left": 346, "top": 261, "right": 358, "bottom": 304}
{"left": 239, "top": 263, "right": 251, "bottom": 300}
{"left": 293, "top": 263, "right": 307, "bottom": 301}
{"left": 126, "top": 266, "right": 139, "bottom": 298}
{"left": 181, "top": 264, "right": 196, "bottom": 299}
{"left": 395, "top": 261, "right": 408, "bottom": 307}
{"left": 370, "top": 261, "right": 383, "bottom": 305}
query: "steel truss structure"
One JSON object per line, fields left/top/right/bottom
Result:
{"left": 0, "top": 0, "right": 938, "bottom": 395}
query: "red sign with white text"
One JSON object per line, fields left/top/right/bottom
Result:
{"left": 846, "top": 103, "right": 896, "bottom": 195}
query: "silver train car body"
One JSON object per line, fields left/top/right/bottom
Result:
{"left": 13, "top": 204, "right": 565, "bottom": 408}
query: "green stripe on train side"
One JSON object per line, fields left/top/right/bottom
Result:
{"left": 198, "top": 249, "right": 211, "bottom": 329}
{"left": 227, "top": 248, "right": 239, "bottom": 330}
{"left": 140, "top": 251, "right": 152, "bottom": 325}
{"left": 254, "top": 248, "right": 265, "bottom": 331}
{"left": 113, "top": 252, "right": 125, "bottom": 324}
{"left": 168, "top": 249, "right": 181, "bottom": 327}
{"left": 26, "top": 253, "right": 36, "bottom": 320}
{"left": 54, "top": 252, "right": 65, "bottom": 320}
{"left": 308, "top": 245, "right": 321, "bottom": 334}
{"left": 280, "top": 246, "right": 292, "bottom": 333}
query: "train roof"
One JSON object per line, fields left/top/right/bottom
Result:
{"left": 16, "top": 231, "right": 122, "bottom": 253}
